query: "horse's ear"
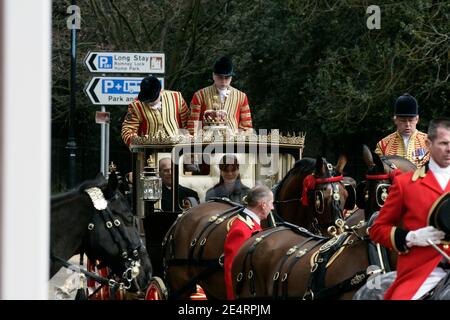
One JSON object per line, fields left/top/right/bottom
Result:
{"left": 372, "top": 151, "right": 385, "bottom": 171}
{"left": 335, "top": 154, "right": 347, "bottom": 175}
{"left": 314, "top": 156, "right": 324, "bottom": 176}
{"left": 96, "top": 173, "right": 107, "bottom": 185}
{"left": 107, "top": 171, "right": 119, "bottom": 191}
{"left": 362, "top": 144, "right": 375, "bottom": 168}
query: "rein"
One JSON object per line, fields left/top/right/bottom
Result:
{"left": 51, "top": 254, "right": 118, "bottom": 289}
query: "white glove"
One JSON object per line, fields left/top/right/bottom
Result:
{"left": 406, "top": 226, "right": 445, "bottom": 247}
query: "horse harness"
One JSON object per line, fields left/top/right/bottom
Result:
{"left": 302, "top": 219, "right": 388, "bottom": 300}
{"left": 234, "top": 226, "right": 290, "bottom": 298}
{"left": 164, "top": 198, "right": 245, "bottom": 299}
{"left": 310, "top": 178, "right": 346, "bottom": 235}
{"left": 52, "top": 187, "right": 142, "bottom": 297}
{"left": 365, "top": 173, "right": 394, "bottom": 209}
{"left": 236, "top": 219, "right": 384, "bottom": 299}
{"left": 234, "top": 222, "right": 327, "bottom": 299}
{"left": 303, "top": 232, "right": 366, "bottom": 299}
{"left": 272, "top": 232, "right": 327, "bottom": 299}
{"left": 301, "top": 162, "right": 347, "bottom": 234}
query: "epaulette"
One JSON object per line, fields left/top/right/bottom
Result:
{"left": 237, "top": 214, "right": 255, "bottom": 229}
{"left": 226, "top": 216, "right": 238, "bottom": 232}
{"left": 412, "top": 165, "right": 427, "bottom": 182}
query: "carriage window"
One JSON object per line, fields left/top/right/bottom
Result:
{"left": 182, "top": 153, "right": 210, "bottom": 176}
{"left": 179, "top": 153, "right": 256, "bottom": 204}
{"left": 255, "top": 153, "right": 296, "bottom": 188}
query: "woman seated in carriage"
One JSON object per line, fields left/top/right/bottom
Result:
{"left": 205, "top": 154, "right": 250, "bottom": 204}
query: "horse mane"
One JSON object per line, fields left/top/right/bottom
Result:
{"left": 274, "top": 157, "right": 316, "bottom": 199}
{"left": 51, "top": 176, "right": 107, "bottom": 204}
{"left": 77, "top": 175, "right": 107, "bottom": 192}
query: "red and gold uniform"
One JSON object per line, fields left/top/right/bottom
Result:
{"left": 375, "top": 130, "right": 429, "bottom": 166}
{"left": 369, "top": 165, "right": 450, "bottom": 300}
{"left": 187, "top": 85, "right": 252, "bottom": 134}
{"left": 224, "top": 211, "right": 261, "bottom": 300}
{"left": 121, "top": 90, "right": 188, "bottom": 145}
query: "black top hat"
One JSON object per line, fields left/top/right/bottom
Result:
{"left": 138, "top": 76, "right": 161, "bottom": 103}
{"left": 428, "top": 192, "right": 450, "bottom": 242}
{"left": 213, "top": 57, "right": 235, "bottom": 77}
{"left": 394, "top": 93, "right": 418, "bottom": 116}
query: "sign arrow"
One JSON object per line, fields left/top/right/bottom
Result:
{"left": 87, "top": 53, "right": 97, "bottom": 72}
{"left": 87, "top": 78, "right": 100, "bottom": 103}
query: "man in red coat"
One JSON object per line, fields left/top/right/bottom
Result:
{"left": 223, "top": 185, "right": 274, "bottom": 300}
{"left": 370, "top": 118, "right": 450, "bottom": 299}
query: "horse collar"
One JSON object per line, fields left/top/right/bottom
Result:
{"left": 85, "top": 187, "right": 108, "bottom": 210}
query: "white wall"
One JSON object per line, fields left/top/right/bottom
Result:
{"left": 0, "top": 0, "right": 52, "bottom": 299}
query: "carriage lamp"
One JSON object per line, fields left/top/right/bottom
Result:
{"left": 140, "top": 155, "right": 162, "bottom": 201}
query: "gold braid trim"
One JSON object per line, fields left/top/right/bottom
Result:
{"left": 226, "top": 216, "right": 238, "bottom": 232}
{"left": 412, "top": 165, "right": 427, "bottom": 181}
{"left": 237, "top": 214, "right": 255, "bottom": 229}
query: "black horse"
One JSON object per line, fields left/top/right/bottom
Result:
{"left": 50, "top": 172, "right": 152, "bottom": 297}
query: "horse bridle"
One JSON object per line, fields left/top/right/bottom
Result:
{"left": 304, "top": 163, "right": 346, "bottom": 232}
{"left": 51, "top": 187, "right": 143, "bottom": 296}
{"left": 84, "top": 187, "right": 142, "bottom": 290}
{"left": 365, "top": 174, "right": 392, "bottom": 208}
{"left": 365, "top": 159, "right": 402, "bottom": 209}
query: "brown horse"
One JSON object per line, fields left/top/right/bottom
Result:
{"left": 274, "top": 155, "right": 349, "bottom": 235}
{"left": 230, "top": 148, "right": 418, "bottom": 300}
{"left": 231, "top": 225, "right": 371, "bottom": 299}
{"left": 163, "top": 199, "right": 243, "bottom": 299}
{"left": 162, "top": 156, "right": 349, "bottom": 299}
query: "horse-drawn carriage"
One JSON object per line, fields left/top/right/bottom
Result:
{"left": 123, "top": 130, "right": 418, "bottom": 300}
{"left": 127, "top": 129, "right": 305, "bottom": 299}
{"left": 56, "top": 127, "right": 427, "bottom": 300}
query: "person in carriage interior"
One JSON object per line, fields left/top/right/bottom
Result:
{"left": 186, "top": 56, "right": 253, "bottom": 135}
{"left": 205, "top": 155, "right": 250, "bottom": 204}
{"left": 159, "top": 157, "right": 199, "bottom": 211}
{"left": 224, "top": 185, "right": 274, "bottom": 300}
{"left": 370, "top": 118, "right": 450, "bottom": 300}
{"left": 375, "top": 93, "right": 429, "bottom": 166}
{"left": 121, "top": 75, "right": 189, "bottom": 146}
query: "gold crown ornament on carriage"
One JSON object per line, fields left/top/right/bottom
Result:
{"left": 202, "top": 94, "right": 232, "bottom": 135}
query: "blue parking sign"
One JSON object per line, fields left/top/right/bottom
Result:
{"left": 98, "top": 56, "right": 113, "bottom": 69}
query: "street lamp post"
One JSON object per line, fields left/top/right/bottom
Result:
{"left": 66, "top": 0, "right": 78, "bottom": 189}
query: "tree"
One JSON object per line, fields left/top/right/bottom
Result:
{"left": 51, "top": 0, "right": 449, "bottom": 190}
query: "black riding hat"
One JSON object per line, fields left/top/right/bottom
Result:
{"left": 138, "top": 76, "right": 161, "bottom": 103}
{"left": 213, "top": 57, "right": 235, "bottom": 77}
{"left": 394, "top": 93, "right": 418, "bottom": 117}
{"left": 428, "top": 192, "right": 450, "bottom": 241}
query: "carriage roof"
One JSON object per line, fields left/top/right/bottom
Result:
{"left": 129, "top": 130, "right": 306, "bottom": 152}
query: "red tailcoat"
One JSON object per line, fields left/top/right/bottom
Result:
{"left": 370, "top": 168, "right": 450, "bottom": 299}
{"left": 224, "top": 214, "right": 261, "bottom": 300}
